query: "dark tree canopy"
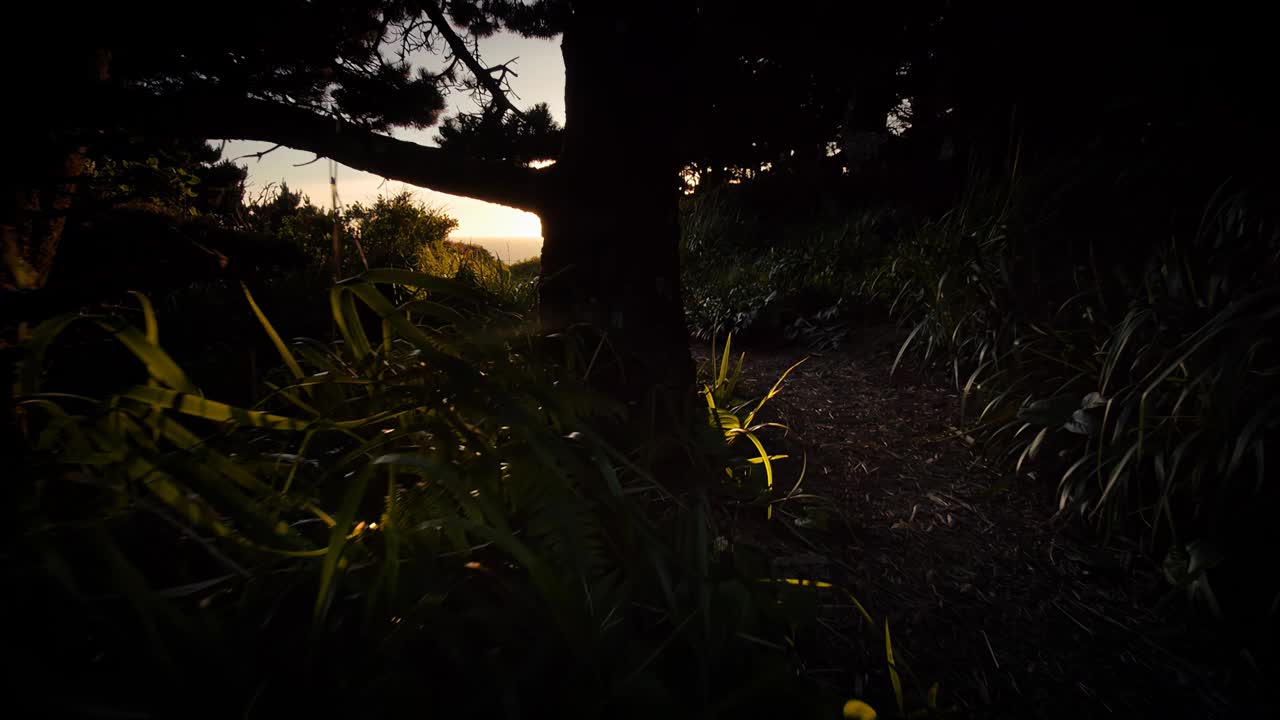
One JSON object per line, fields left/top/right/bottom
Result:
{"left": 7, "top": 0, "right": 1277, "bottom": 402}
{"left": 436, "top": 102, "right": 563, "bottom": 164}
{"left": 2, "top": 1, "right": 581, "bottom": 293}
{"left": 683, "top": 2, "right": 928, "bottom": 180}
{"left": 6, "top": 1, "right": 571, "bottom": 215}
{"left": 9, "top": 1, "right": 1277, "bottom": 210}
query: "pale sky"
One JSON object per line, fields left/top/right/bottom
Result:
{"left": 219, "top": 32, "right": 564, "bottom": 239}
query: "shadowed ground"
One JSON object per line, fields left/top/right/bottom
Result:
{"left": 722, "top": 326, "right": 1259, "bottom": 719}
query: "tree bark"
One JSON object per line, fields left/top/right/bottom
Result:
{"left": 840, "top": 74, "right": 896, "bottom": 178}
{"left": 537, "top": 6, "right": 695, "bottom": 404}
{"left": 1, "top": 147, "right": 89, "bottom": 291}
{"left": 0, "top": 49, "right": 106, "bottom": 291}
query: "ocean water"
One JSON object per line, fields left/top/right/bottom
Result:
{"left": 452, "top": 236, "right": 543, "bottom": 264}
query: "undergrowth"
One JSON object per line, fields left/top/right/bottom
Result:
{"left": 7, "top": 271, "right": 920, "bottom": 717}
{"left": 681, "top": 175, "right": 1280, "bottom": 678}
{"left": 872, "top": 186, "right": 1280, "bottom": 677}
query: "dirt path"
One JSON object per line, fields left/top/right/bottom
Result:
{"left": 724, "top": 326, "right": 1246, "bottom": 719}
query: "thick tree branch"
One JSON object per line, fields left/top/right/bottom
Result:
{"left": 91, "top": 90, "right": 544, "bottom": 212}
{"left": 419, "top": 1, "right": 527, "bottom": 122}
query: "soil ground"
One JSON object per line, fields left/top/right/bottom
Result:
{"left": 713, "top": 325, "right": 1269, "bottom": 720}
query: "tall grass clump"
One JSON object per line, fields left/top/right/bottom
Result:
{"left": 8, "top": 269, "right": 872, "bottom": 717}
{"left": 699, "top": 333, "right": 806, "bottom": 520}
{"left": 866, "top": 182, "right": 1280, "bottom": 668}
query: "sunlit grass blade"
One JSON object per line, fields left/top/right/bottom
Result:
{"left": 128, "top": 291, "right": 160, "bottom": 346}
{"left": 106, "top": 322, "right": 199, "bottom": 393}
{"left": 885, "top": 620, "right": 905, "bottom": 717}
{"left": 315, "top": 466, "right": 372, "bottom": 624}
{"left": 242, "top": 283, "right": 305, "bottom": 381}
{"left": 120, "top": 384, "right": 310, "bottom": 430}
{"left": 742, "top": 358, "right": 805, "bottom": 429}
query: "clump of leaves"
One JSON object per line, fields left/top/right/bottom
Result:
{"left": 91, "top": 155, "right": 203, "bottom": 214}
{"left": 700, "top": 334, "right": 805, "bottom": 519}
{"left": 977, "top": 196, "right": 1280, "bottom": 634}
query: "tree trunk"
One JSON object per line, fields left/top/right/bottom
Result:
{"left": 538, "top": 7, "right": 694, "bottom": 406}
{"left": 840, "top": 74, "right": 896, "bottom": 178}
{"left": 1, "top": 48, "right": 107, "bottom": 292}
{"left": 1, "top": 147, "right": 90, "bottom": 292}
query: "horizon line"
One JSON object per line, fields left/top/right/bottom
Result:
{"left": 449, "top": 235, "right": 543, "bottom": 241}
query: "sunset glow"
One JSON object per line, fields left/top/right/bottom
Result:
{"left": 219, "top": 32, "right": 562, "bottom": 243}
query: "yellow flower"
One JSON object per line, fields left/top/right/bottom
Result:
{"left": 842, "top": 699, "right": 877, "bottom": 720}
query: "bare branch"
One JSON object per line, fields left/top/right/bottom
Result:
{"left": 230, "top": 143, "right": 283, "bottom": 163}
{"left": 427, "top": 55, "right": 464, "bottom": 83}
{"left": 393, "top": 17, "right": 436, "bottom": 61}
{"left": 419, "top": 1, "right": 527, "bottom": 122}
{"left": 487, "top": 58, "right": 521, "bottom": 81}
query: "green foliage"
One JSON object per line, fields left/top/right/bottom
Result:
{"left": 257, "top": 189, "right": 508, "bottom": 287}
{"left": 436, "top": 102, "right": 563, "bottom": 164}
{"left": 420, "top": 241, "right": 539, "bottom": 312}
{"left": 700, "top": 334, "right": 805, "bottom": 519}
{"left": 858, "top": 181, "right": 1019, "bottom": 381}
{"left": 10, "top": 273, "right": 847, "bottom": 717}
{"left": 90, "top": 155, "right": 203, "bottom": 214}
{"left": 680, "top": 170, "right": 1280, "bottom": 671}
{"left": 692, "top": 338, "right": 938, "bottom": 716}
{"left": 508, "top": 256, "right": 541, "bottom": 285}
{"left": 680, "top": 183, "right": 885, "bottom": 346}
{"left": 245, "top": 181, "right": 314, "bottom": 233}
{"left": 418, "top": 239, "right": 499, "bottom": 279}
{"left": 863, "top": 184, "right": 1280, "bottom": 654}
{"left": 85, "top": 139, "right": 249, "bottom": 219}
{"left": 276, "top": 201, "right": 337, "bottom": 268}
{"left": 343, "top": 191, "right": 459, "bottom": 271}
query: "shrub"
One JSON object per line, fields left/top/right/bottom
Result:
{"left": 343, "top": 191, "right": 459, "bottom": 270}
{"left": 9, "top": 271, "right": 848, "bottom": 717}
{"left": 418, "top": 239, "right": 500, "bottom": 279}
{"left": 264, "top": 190, "right": 460, "bottom": 278}
{"left": 700, "top": 333, "right": 805, "bottom": 519}
{"left": 508, "top": 256, "right": 540, "bottom": 285}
